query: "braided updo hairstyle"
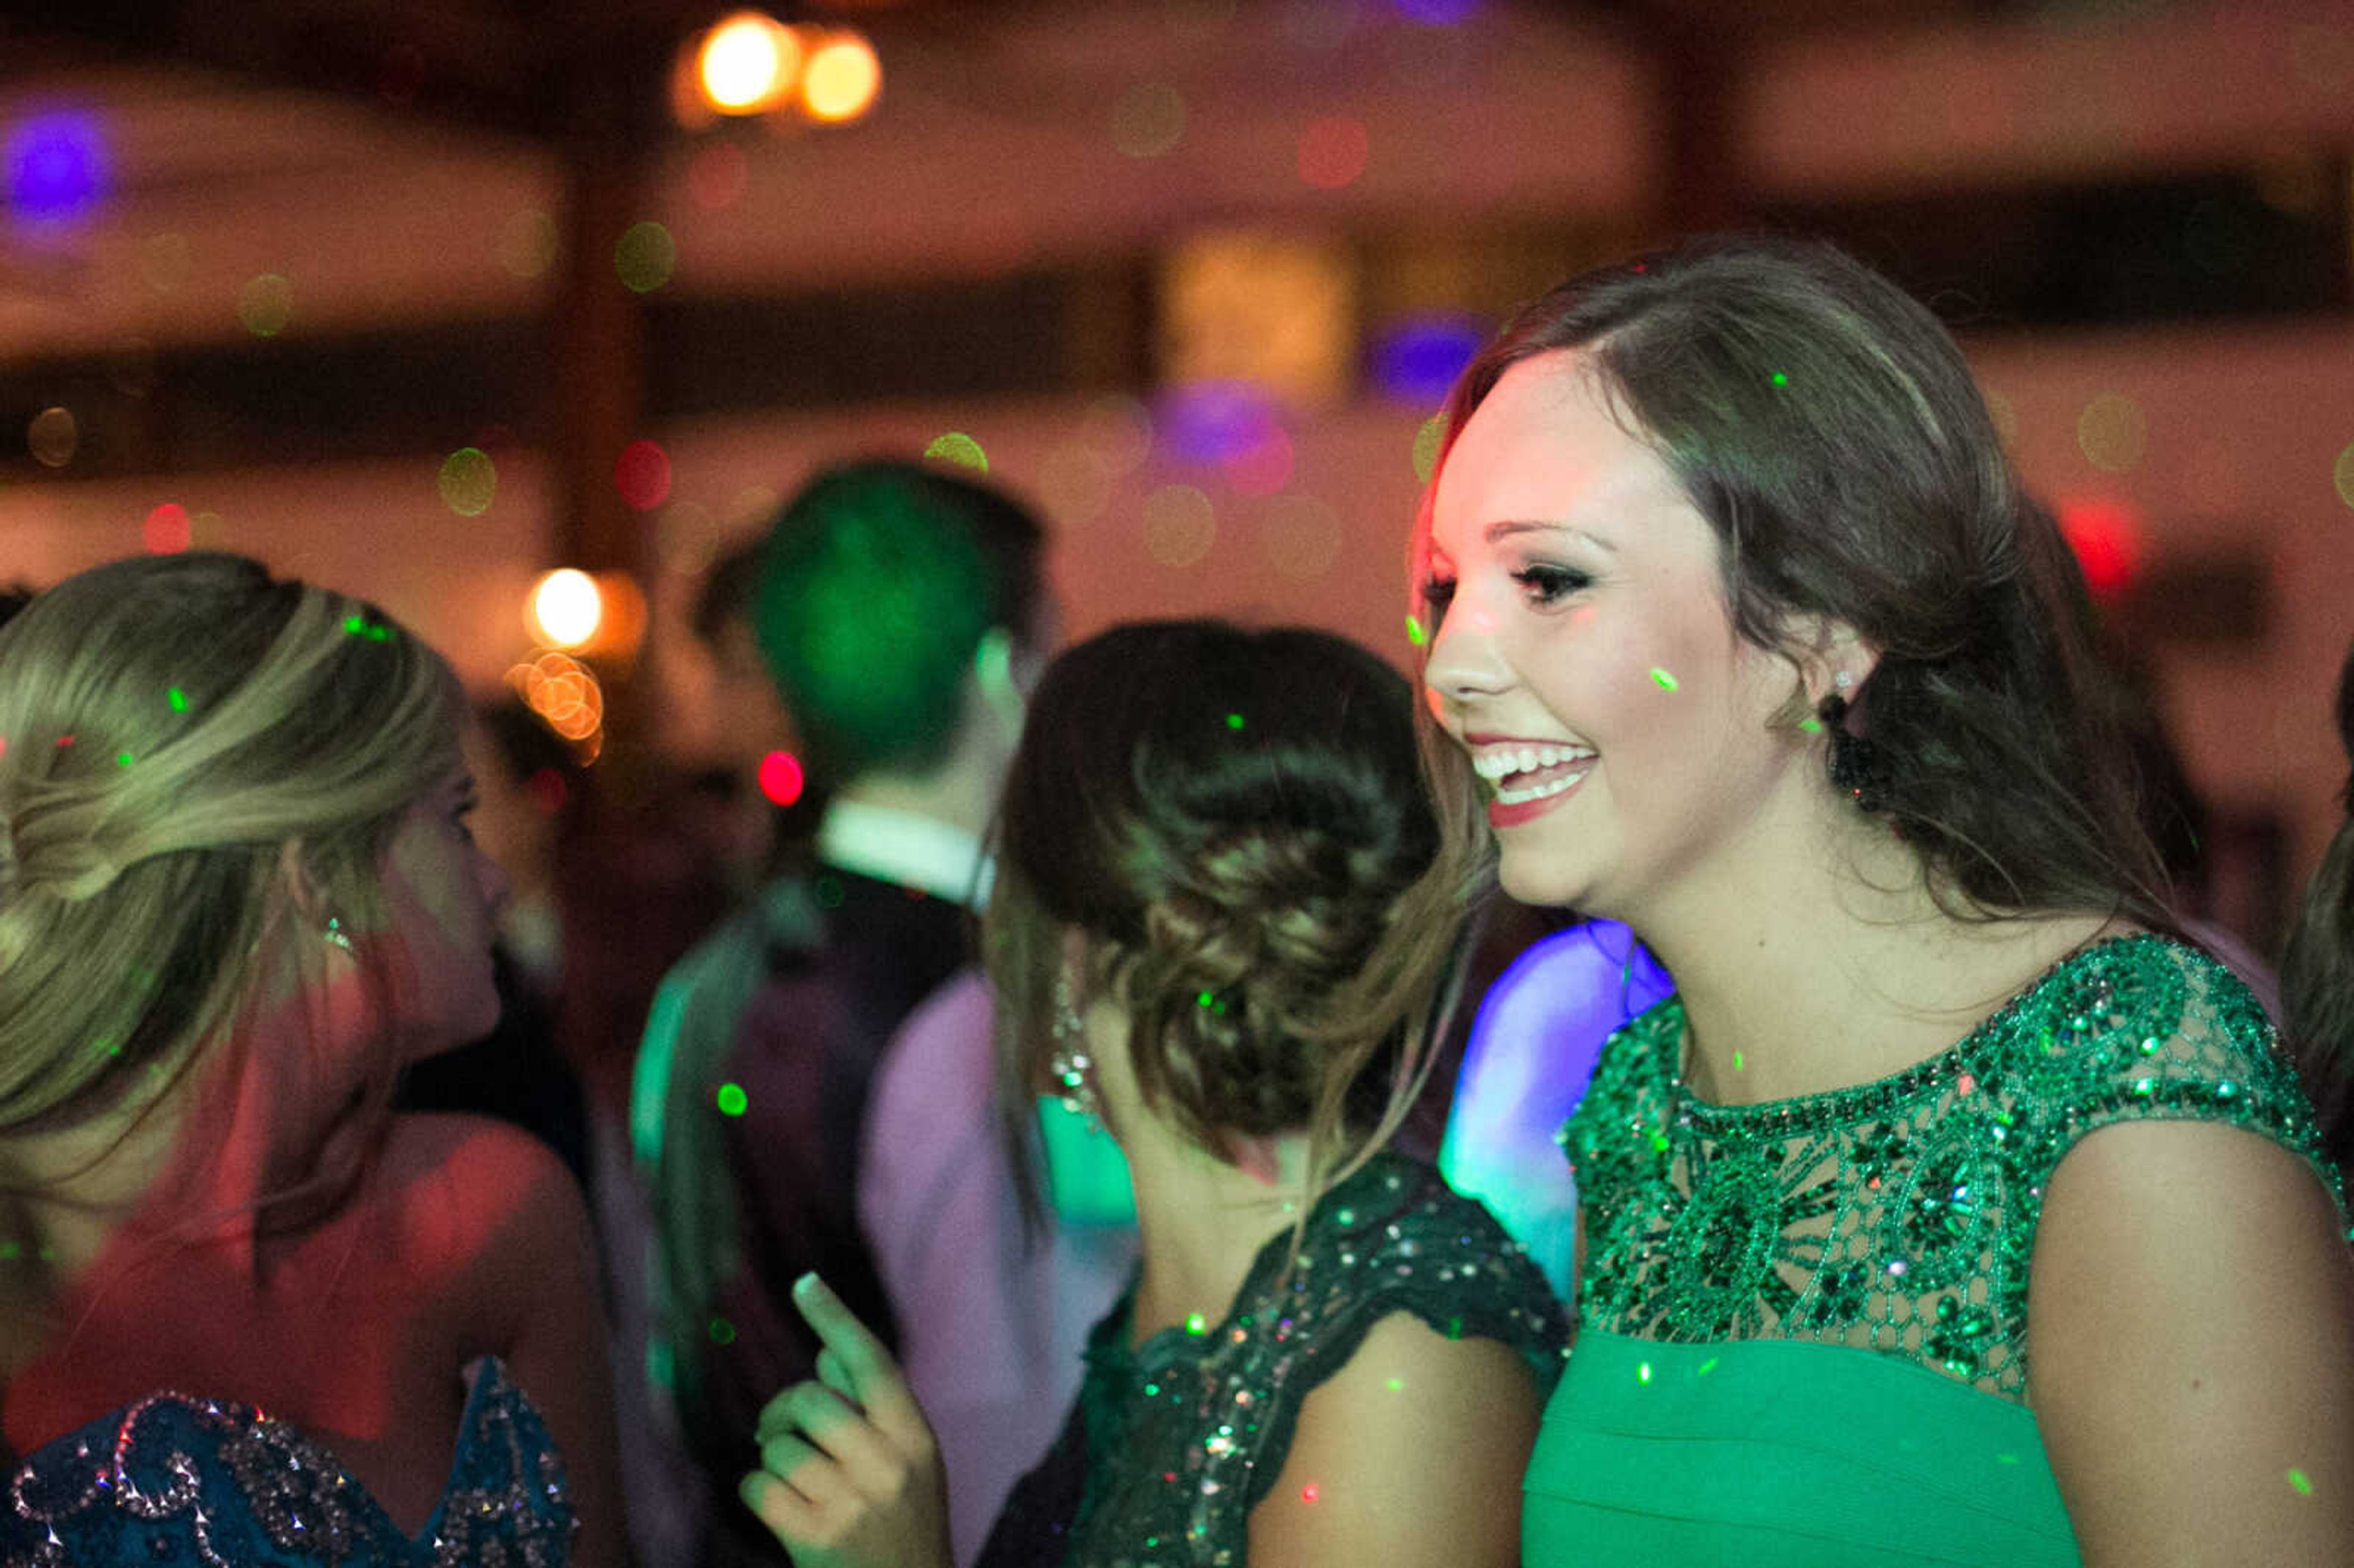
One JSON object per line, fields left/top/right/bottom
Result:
{"left": 0, "top": 553, "right": 459, "bottom": 1179}
{"left": 986, "top": 620, "right": 1438, "bottom": 1187}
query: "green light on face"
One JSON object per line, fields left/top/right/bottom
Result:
{"left": 1799, "top": 715, "right": 1824, "bottom": 734}
{"left": 1405, "top": 614, "right": 1427, "bottom": 647}
{"left": 1385, "top": 1376, "right": 1404, "bottom": 1393}
{"left": 1185, "top": 1312, "right": 1208, "bottom": 1336}
{"left": 716, "top": 1083, "right": 748, "bottom": 1116}
{"left": 167, "top": 687, "right": 188, "bottom": 713}
{"left": 1649, "top": 667, "right": 1679, "bottom": 692}
{"left": 2289, "top": 1468, "right": 2314, "bottom": 1496}
{"left": 115, "top": 752, "right": 134, "bottom": 767}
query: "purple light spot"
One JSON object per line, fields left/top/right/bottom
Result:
{"left": 6, "top": 112, "right": 107, "bottom": 226}
{"left": 1369, "top": 315, "right": 1486, "bottom": 406}
{"left": 1392, "top": 0, "right": 1480, "bottom": 25}
{"left": 1157, "top": 380, "right": 1282, "bottom": 466}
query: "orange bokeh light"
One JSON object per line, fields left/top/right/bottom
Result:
{"left": 697, "top": 12, "right": 801, "bottom": 115}
{"left": 800, "top": 30, "right": 882, "bottom": 123}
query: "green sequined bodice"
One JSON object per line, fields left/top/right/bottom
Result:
{"left": 1565, "top": 934, "right": 2339, "bottom": 1400}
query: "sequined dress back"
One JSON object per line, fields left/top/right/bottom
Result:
{"left": 1522, "top": 934, "right": 2344, "bottom": 1566}
{"left": 978, "top": 1151, "right": 1567, "bottom": 1568}
{"left": 2, "top": 1356, "right": 574, "bottom": 1568}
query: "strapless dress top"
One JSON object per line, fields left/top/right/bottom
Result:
{"left": 2, "top": 1356, "right": 574, "bottom": 1567}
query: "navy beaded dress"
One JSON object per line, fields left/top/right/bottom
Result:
{"left": 1, "top": 1357, "right": 573, "bottom": 1567}
{"left": 977, "top": 1151, "right": 1566, "bottom": 1568}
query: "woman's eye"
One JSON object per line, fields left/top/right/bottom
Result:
{"left": 1512, "top": 565, "right": 1588, "bottom": 604}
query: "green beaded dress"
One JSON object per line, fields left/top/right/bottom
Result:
{"left": 978, "top": 1150, "right": 1567, "bottom": 1568}
{"left": 1522, "top": 934, "right": 2344, "bottom": 1567}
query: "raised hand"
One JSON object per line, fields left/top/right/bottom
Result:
{"left": 741, "top": 1273, "right": 954, "bottom": 1568}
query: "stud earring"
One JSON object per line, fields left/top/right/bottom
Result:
{"left": 1048, "top": 964, "right": 1102, "bottom": 1127}
{"left": 323, "top": 916, "right": 353, "bottom": 953}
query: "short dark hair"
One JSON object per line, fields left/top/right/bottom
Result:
{"left": 751, "top": 460, "right": 1045, "bottom": 786}
{"left": 985, "top": 621, "right": 1438, "bottom": 1189}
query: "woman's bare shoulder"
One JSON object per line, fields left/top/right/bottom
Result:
{"left": 373, "top": 1114, "right": 590, "bottom": 1276}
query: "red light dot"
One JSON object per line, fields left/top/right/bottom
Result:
{"left": 1297, "top": 116, "right": 1368, "bottom": 189}
{"left": 2057, "top": 496, "right": 2144, "bottom": 599}
{"left": 758, "top": 750, "right": 806, "bottom": 807}
{"left": 1300, "top": 1482, "right": 1320, "bottom": 1504}
{"left": 615, "top": 440, "right": 674, "bottom": 511}
{"left": 143, "top": 503, "right": 191, "bottom": 554}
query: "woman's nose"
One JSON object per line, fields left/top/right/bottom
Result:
{"left": 1423, "top": 602, "right": 1514, "bottom": 706}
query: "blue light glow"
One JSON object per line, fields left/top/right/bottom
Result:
{"left": 6, "top": 112, "right": 107, "bottom": 226}
{"left": 1369, "top": 316, "right": 1485, "bottom": 406}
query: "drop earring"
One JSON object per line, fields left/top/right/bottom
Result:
{"left": 1816, "top": 671, "right": 1887, "bottom": 815}
{"left": 323, "top": 915, "right": 353, "bottom": 953}
{"left": 1048, "top": 963, "right": 1102, "bottom": 1127}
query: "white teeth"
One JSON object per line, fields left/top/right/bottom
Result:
{"left": 1469, "top": 744, "right": 1595, "bottom": 780}
{"left": 1496, "top": 767, "right": 1588, "bottom": 806}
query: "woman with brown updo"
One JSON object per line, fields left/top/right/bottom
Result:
{"left": 736, "top": 619, "right": 1566, "bottom": 1568}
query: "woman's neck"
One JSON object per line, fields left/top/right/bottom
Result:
{"left": 1120, "top": 1119, "right": 1311, "bottom": 1345}
{"left": 1623, "top": 790, "right": 2115, "bottom": 1106}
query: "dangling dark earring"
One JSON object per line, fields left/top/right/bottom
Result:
{"left": 1818, "top": 671, "right": 1887, "bottom": 815}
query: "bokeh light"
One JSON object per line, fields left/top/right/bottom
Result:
{"left": 1111, "top": 83, "right": 1186, "bottom": 159}
{"left": 27, "top": 407, "right": 77, "bottom": 468}
{"left": 1143, "top": 484, "right": 1217, "bottom": 568}
{"left": 615, "top": 221, "right": 677, "bottom": 293}
{"left": 5, "top": 111, "right": 107, "bottom": 226}
{"left": 801, "top": 31, "right": 882, "bottom": 124}
{"left": 529, "top": 569, "right": 604, "bottom": 649}
{"left": 498, "top": 209, "right": 560, "bottom": 280}
{"left": 1160, "top": 380, "right": 1280, "bottom": 465}
{"left": 438, "top": 447, "right": 497, "bottom": 516}
{"left": 615, "top": 439, "right": 674, "bottom": 511}
{"left": 1297, "top": 115, "right": 1369, "bottom": 189}
{"left": 698, "top": 12, "right": 801, "bottom": 115}
{"left": 758, "top": 750, "right": 807, "bottom": 807}
{"left": 924, "top": 431, "right": 989, "bottom": 473}
{"left": 688, "top": 142, "right": 750, "bottom": 210}
{"left": 238, "top": 273, "right": 294, "bottom": 337}
{"left": 1259, "top": 493, "right": 1344, "bottom": 580}
{"left": 1081, "top": 395, "right": 1155, "bottom": 474}
{"left": 1221, "top": 427, "right": 1293, "bottom": 497}
{"left": 2075, "top": 392, "right": 2147, "bottom": 474}
{"left": 2334, "top": 441, "right": 2354, "bottom": 511}
{"left": 508, "top": 650, "right": 605, "bottom": 752}
{"left": 143, "top": 503, "right": 192, "bottom": 555}
{"left": 1371, "top": 316, "right": 1484, "bottom": 406}
{"left": 139, "top": 232, "right": 191, "bottom": 294}
{"left": 1411, "top": 414, "right": 1446, "bottom": 481}
{"left": 2057, "top": 496, "right": 2145, "bottom": 599}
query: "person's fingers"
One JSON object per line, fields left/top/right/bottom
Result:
{"left": 756, "top": 1431, "right": 856, "bottom": 1510}
{"left": 816, "top": 1346, "right": 856, "bottom": 1402}
{"left": 774, "top": 1381, "right": 903, "bottom": 1491}
{"left": 740, "top": 1467, "right": 822, "bottom": 1545}
{"left": 793, "top": 1273, "right": 929, "bottom": 1445}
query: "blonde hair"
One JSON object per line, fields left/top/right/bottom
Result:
{"left": 0, "top": 554, "right": 460, "bottom": 1187}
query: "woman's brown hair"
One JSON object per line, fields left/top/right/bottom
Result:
{"left": 2282, "top": 637, "right": 2354, "bottom": 1171}
{"left": 985, "top": 620, "right": 1440, "bottom": 1212}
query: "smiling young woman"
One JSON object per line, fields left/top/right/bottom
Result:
{"left": 1393, "top": 237, "right": 2354, "bottom": 1567}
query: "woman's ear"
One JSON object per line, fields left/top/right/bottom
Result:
{"left": 276, "top": 839, "right": 330, "bottom": 921}
{"left": 1792, "top": 616, "right": 1881, "bottom": 708}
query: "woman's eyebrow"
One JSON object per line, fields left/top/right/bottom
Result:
{"left": 1484, "top": 519, "right": 1617, "bottom": 552}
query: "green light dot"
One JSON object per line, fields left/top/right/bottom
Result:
{"left": 1696, "top": 1357, "right": 1718, "bottom": 1377}
{"left": 438, "top": 447, "right": 498, "bottom": 517}
{"left": 1225, "top": 712, "right": 1244, "bottom": 729}
{"left": 1411, "top": 414, "right": 1445, "bottom": 482}
{"left": 1799, "top": 715, "right": 1824, "bottom": 734}
{"left": 1197, "top": 991, "right": 1215, "bottom": 1007}
{"left": 1636, "top": 1361, "right": 1653, "bottom": 1384}
{"left": 2289, "top": 1467, "right": 2314, "bottom": 1496}
{"left": 168, "top": 687, "right": 188, "bottom": 713}
{"left": 716, "top": 1082, "right": 748, "bottom": 1116}
{"left": 1771, "top": 371, "right": 1789, "bottom": 387}
{"left": 116, "top": 752, "right": 134, "bottom": 767}
{"left": 709, "top": 1317, "right": 737, "bottom": 1345}
{"left": 1649, "top": 667, "right": 1679, "bottom": 691}
{"left": 924, "top": 431, "right": 989, "bottom": 474}
{"left": 0, "top": 1242, "right": 17, "bottom": 1260}
{"left": 1405, "top": 613, "right": 1427, "bottom": 647}
{"left": 615, "top": 221, "right": 677, "bottom": 294}
{"left": 1384, "top": 1376, "right": 1404, "bottom": 1393}
{"left": 1185, "top": 1312, "right": 1208, "bottom": 1336}
{"left": 1732, "top": 1050, "right": 1745, "bottom": 1071}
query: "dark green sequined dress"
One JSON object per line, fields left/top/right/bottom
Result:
{"left": 1523, "top": 933, "right": 2345, "bottom": 1566}
{"left": 978, "top": 1150, "right": 1567, "bottom": 1568}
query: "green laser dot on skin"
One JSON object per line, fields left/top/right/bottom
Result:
{"left": 2289, "top": 1469, "right": 2314, "bottom": 1496}
{"left": 1405, "top": 614, "right": 1426, "bottom": 647}
{"left": 1649, "top": 668, "right": 1678, "bottom": 692}
{"left": 1799, "top": 715, "right": 1824, "bottom": 734}
{"left": 1185, "top": 1313, "right": 1208, "bottom": 1336}
{"left": 116, "top": 753, "right": 134, "bottom": 767}
{"left": 1772, "top": 371, "right": 1789, "bottom": 387}
{"left": 715, "top": 1083, "right": 748, "bottom": 1116}
{"left": 168, "top": 687, "right": 187, "bottom": 713}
